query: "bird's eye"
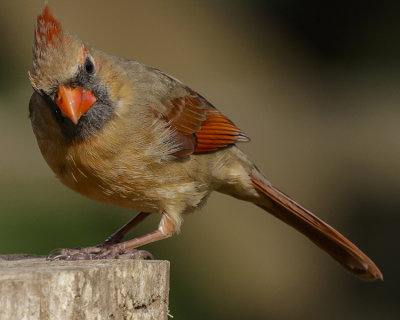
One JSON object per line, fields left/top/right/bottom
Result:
{"left": 84, "top": 57, "right": 95, "bottom": 74}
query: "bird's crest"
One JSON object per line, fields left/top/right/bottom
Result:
{"left": 30, "top": 5, "right": 80, "bottom": 92}
{"left": 34, "top": 5, "right": 63, "bottom": 55}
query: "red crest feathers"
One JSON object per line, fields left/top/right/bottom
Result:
{"left": 35, "top": 5, "right": 63, "bottom": 50}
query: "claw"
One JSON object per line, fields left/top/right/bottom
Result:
{"left": 47, "top": 246, "right": 154, "bottom": 261}
{"left": 47, "top": 248, "right": 67, "bottom": 261}
{"left": 117, "top": 249, "right": 154, "bottom": 260}
{"left": 47, "top": 254, "right": 65, "bottom": 261}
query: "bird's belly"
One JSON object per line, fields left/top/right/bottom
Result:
{"left": 56, "top": 167, "right": 161, "bottom": 212}
{"left": 55, "top": 158, "right": 207, "bottom": 214}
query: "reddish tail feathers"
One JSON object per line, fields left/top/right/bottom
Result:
{"left": 251, "top": 176, "right": 383, "bottom": 280}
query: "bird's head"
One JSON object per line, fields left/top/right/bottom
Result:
{"left": 29, "top": 6, "right": 114, "bottom": 139}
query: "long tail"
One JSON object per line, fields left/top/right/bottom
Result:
{"left": 250, "top": 176, "right": 383, "bottom": 281}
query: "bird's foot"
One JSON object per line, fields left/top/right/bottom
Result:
{"left": 47, "top": 245, "right": 154, "bottom": 261}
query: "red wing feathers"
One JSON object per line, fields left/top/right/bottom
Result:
{"left": 194, "top": 109, "right": 249, "bottom": 153}
{"left": 164, "top": 94, "right": 249, "bottom": 155}
{"left": 165, "top": 95, "right": 206, "bottom": 134}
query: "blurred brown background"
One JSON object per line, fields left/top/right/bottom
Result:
{"left": 0, "top": 0, "right": 398, "bottom": 319}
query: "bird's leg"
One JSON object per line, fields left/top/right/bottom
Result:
{"left": 97, "top": 211, "right": 151, "bottom": 246}
{"left": 112, "top": 212, "right": 177, "bottom": 251}
{"left": 48, "top": 212, "right": 177, "bottom": 261}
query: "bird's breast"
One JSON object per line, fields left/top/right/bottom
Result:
{"left": 50, "top": 138, "right": 210, "bottom": 215}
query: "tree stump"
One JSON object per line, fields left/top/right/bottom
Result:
{"left": 0, "top": 255, "right": 170, "bottom": 320}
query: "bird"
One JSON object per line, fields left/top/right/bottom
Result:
{"left": 28, "top": 5, "right": 382, "bottom": 280}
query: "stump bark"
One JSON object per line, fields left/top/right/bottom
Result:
{"left": 0, "top": 255, "right": 170, "bottom": 320}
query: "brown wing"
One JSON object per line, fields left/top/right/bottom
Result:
{"left": 161, "top": 93, "right": 249, "bottom": 156}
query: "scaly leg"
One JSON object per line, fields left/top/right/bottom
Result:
{"left": 111, "top": 212, "right": 177, "bottom": 251}
{"left": 48, "top": 212, "right": 177, "bottom": 261}
{"left": 98, "top": 211, "right": 151, "bottom": 246}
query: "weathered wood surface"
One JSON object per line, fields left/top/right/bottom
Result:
{"left": 0, "top": 256, "right": 170, "bottom": 320}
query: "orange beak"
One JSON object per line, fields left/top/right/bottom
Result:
{"left": 55, "top": 85, "right": 97, "bottom": 125}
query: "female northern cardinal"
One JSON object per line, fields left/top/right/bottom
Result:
{"left": 29, "top": 6, "right": 382, "bottom": 280}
